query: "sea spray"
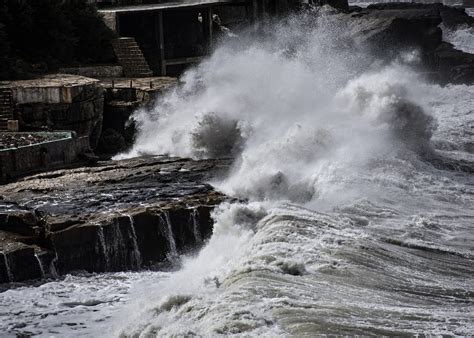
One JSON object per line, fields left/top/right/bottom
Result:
{"left": 113, "top": 10, "right": 438, "bottom": 335}
{"left": 111, "top": 8, "right": 474, "bottom": 337}
{"left": 116, "top": 10, "right": 433, "bottom": 207}
{"left": 115, "top": 202, "right": 268, "bottom": 336}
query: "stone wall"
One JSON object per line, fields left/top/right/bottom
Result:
{"left": 16, "top": 98, "right": 104, "bottom": 148}
{"left": 7, "top": 75, "right": 104, "bottom": 148}
{"left": 0, "top": 132, "right": 91, "bottom": 183}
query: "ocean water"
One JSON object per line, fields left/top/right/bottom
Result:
{"left": 2, "top": 9, "right": 474, "bottom": 338}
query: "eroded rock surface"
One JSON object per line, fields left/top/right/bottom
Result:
{"left": 0, "top": 156, "right": 231, "bottom": 283}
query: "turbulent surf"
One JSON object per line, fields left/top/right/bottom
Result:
{"left": 112, "top": 8, "right": 474, "bottom": 337}
{"left": 1, "top": 5, "right": 472, "bottom": 337}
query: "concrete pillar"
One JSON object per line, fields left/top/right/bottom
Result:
{"left": 203, "top": 6, "right": 213, "bottom": 50}
{"left": 155, "top": 11, "right": 166, "bottom": 76}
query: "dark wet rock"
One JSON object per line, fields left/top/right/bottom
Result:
{"left": 434, "top": 42, "right": 474, "bottom": 84}
{"left": 312, "top": 0, "right": 349, "bottom": 11}
{"left": 0, "top": 231, "right": 54, "bottom": 283}
{"left": 346, "top": 3, "right": 474, "bottom": 84}
{"left": 0, "top": 156, "right": 231, "bottom": 283}
{"left": 96, "top": 128, "right": 128, "bottom": 155}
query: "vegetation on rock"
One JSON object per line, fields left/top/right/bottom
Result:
{"left": 0, "top": 0, "right": 117, "bottom": 80}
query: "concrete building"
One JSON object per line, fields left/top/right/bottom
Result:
{"left": 98, "top": 0, "right": 312, "bottom": 76}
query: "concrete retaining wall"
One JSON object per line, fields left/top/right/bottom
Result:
{"left": 0, "top": 132, "right": 91, "bottom": 182}
{"left": 11, "top": 75, "right": 101, "bottom": 105}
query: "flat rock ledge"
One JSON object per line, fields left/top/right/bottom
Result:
{"left": 0, "top": 156, "right": 231, "bottom": 284}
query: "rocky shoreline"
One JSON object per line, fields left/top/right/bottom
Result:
{"left": 1, "top": 1, "right": 473, "bottom": 287}
{"left": 345, "top": 3, "right": 474, "bottom": 84}
{"left": 0, "top": 156, "right": 231, "bottom": 284}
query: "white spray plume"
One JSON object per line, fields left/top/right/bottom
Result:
{"left": 112, "top": 10, "right": 446, "bottom": 336}
{"left": 116, "top": 10, "right": 435, "bottom": 207}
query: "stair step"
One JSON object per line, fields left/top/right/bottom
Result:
{"left": 113, "top": 41, "right": 139, "bottom": 46}
{"left": 112, "top": 37, "right": 152, "bottom": 76}
{"left": 124, "top": 70, "right": 153, "bottom": 74}
{"left": 124, "top": 67, "right": 152, "bottom": 72}
{"left": 113, "top": 42, "right": 137, "bottom": 46}
{"left": 124, "top": 67, "right": 152, "bottom": 71}
{"left": 122, "top": 63, "right": 149, "bottom": 67}
{"left": 117, "top": 55, "right": 146, "bottom": 59}
{"left": 116, "top": 53, "right": 146, "bottom": 59}
{"left": 112, "top": 38, "right": 136, "bottom": 43}
{"left": 114, "top": 46, "right": 141, "bottom": 50}
{"left": 115, "top": 51, "right": 144, "bottom": 56}
{"left": 119, "top": 55, "right": 147, "bottom": 60}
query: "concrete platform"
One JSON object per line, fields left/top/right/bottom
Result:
{"left": 0, "top": 131, "right": 91, "bottom": 183}
{"left": 0, "top": 74, "right": 100, "bottom": 105}
{"left": 99, "top": 76, "right": 177, "bottom": 92}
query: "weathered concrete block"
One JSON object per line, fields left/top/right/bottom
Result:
{"left": 10, "top": 75, "right": 100, "bottom": 105}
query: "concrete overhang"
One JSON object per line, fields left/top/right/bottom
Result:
{"left": 98, "top": 0, "right": 249, "bottom": 14}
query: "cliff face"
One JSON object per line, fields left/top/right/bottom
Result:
{"left": 0, "top": 156, "right": 231, "bottom": 284}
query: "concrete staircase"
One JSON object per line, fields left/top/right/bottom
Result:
{"left": 0, "top": 88, "right": 13, "bottom": 131}
{"left": 112, "top": 37, "right": 153, "bottom": 78}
